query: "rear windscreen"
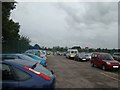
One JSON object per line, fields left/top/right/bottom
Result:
{"left": 33, "top": 64, "right": 52, "bottom": 77}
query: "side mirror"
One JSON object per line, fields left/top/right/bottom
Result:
{"left": 51, "top": 70, "right": 54, "bottom": 74}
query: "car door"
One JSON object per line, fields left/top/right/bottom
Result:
{"left": 96, "top": 55, "right": 102, "bottom": 67}
{"left": 92, "top": 54, "right": 98, "bottom": 66}
{"left": 0, "top": 63, "right": 19, "bottom": 89}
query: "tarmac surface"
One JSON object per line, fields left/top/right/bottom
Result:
{"left": 47, "top": 55, "right": 120, "bottom": 88}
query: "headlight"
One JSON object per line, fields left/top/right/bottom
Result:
{"left": 106, "top": 62, "right": 111, "bottom": 65}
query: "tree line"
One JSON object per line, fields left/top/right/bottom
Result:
{"left": 2, "top": 2, "right": 30, "bottom": 53}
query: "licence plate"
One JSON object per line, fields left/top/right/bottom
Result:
{"left": 113, "top": 66, "right": 119, "bottom": 68}
{"left": 82, "top": 59, "right": 86, "bottom": 60}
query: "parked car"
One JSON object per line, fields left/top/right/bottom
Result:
{"left": 91, "top": 52, "right": 120, "bottom": 71}
{"left": 66, "top": 49, "right": 78, "bottom": 59}
{"left": 74, "top": 52, "right": 91, "bottom": 61}
{"left": 0, "top": 59, "right": 55, "bottom": 89}
{"left": 47, "top": 51, "right": 51, "bottom": 55}
{"left": 112, "top": 53, "right": 120, "bottom": 62}
{"left": 25, "top": 49, "right": 47, "bottom": 60}
{"left": 24, "top": 53, "right": 47, "bottom": 67}
{"left": 56, "top": 51, "right": 63, "bottom": 56}
{"left": 1, "top": 54, "right": 46, "bottom": 67}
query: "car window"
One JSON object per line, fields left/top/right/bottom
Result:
{"left": 26, "top": 54, "right": 34, "bottom": 58}
{"left": 1, "top": 64, "right": 15, "bottom": 81}
{"left": 114, "top": 54, "right": 120, "bottom": 56}
{"left": 13, "top": 67, "right": 31, "bottom": 81}
{"left": 74, "top": 51, "right": 77, "bottom": 53}
{"left": 26, "top": 54, "right": 41, "bottom": 60}
{"left": 101, "top": 54, "right": 114, "bottom": 60}
{"left": 91, "top": 54, "right": 97, "bottom": 58}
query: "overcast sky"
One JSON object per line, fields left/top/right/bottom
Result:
{"left": 10, "top": 2, "right": 118, "bottom": 49}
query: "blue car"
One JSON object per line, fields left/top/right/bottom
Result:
{"left": 24, "top": 53, "right": 47, "bottom": 67}
{"left": 1, "top": 54, "right": 47, "bottom": 67}
{"left": 0, "top": 59, "right": 55, "bottom": 89}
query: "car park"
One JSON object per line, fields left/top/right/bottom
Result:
{"left": 0, "top": 59, "right": 56, "bottom": 89}
{"left": 66, "top": 49, "right": 78, "bottom": 59}
{"left": 25, "top": 49, "right": 47, "bottom": 60}
{"left": 112, "top": 53, "right": 120, "bottom": 62}
{"left": 74, "top": 52, "right": 91, "bottom": 61}
{"left": 24, "top": 53, "right": 47, "bottom": 67}
{"left": 91, "top": 52, "right": 120, "bottom": 71}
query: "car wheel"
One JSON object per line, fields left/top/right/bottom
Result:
{"left": 102, "top": 65, "right": 106, "bottom": 71}
{"left": 74, "top": 57, "right": 76, "bottom": 61}
{"left": 91, "top": 62, "right": 94, "bottom": 67}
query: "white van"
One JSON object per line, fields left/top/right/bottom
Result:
{"left": 66, "top": 49, "right": 78, "bottom": 59}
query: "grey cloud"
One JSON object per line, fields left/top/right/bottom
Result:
{"left": 11, "top": 2, "right": 118, "bottom": 49}
{"left": 57, "top": 2, "right": 118, "bottom": 26}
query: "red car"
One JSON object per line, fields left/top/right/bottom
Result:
{"left": 91, "top": 52, "right": 120, "bottom": 71}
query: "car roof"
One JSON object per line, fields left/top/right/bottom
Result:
{"left": 1, "top": 53, "right": 23, "bottom": 56}
{"left": 1, "top": 59, "right": 36, "bottom": 68}
{"left": 93, "top": 52, "right": 110, "bottom": 55}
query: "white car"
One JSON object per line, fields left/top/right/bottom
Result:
{"left": 66, "top": 49, "right": 78, "bottom": 59}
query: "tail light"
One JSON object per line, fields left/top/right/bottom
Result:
{"left": 44, "top": 61, "right": 47, "bottom": 64}
{"left": 24, "top": 66, "right": 51, "bottom": 80}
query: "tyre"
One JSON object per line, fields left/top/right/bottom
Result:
{"left": 102, "top": 65, "right": 106, "bottom": 71}
{"left": 74, "top": 57, "right": 76, "bottom": 61}
{"left": 91, "top": 62, "right": 94, "bottom": 67}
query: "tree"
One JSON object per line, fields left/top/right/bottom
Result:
{"left": 72, "top": 46, "right": 81, "bottom": 52}
{"left": 2, "top": 2, "right": 20, "bottom": 53}
{"left": 17, "top": 36, "right": 31, "bottom": 53}
{"left": 2, "top": 2, "right": 31, "bottom": 53}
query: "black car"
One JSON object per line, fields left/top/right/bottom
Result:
{"left": 74, "top": 52, "right": 91, "bottom": 62}
{"left": 112, "top": 53, "right": 120, "bottom": 62}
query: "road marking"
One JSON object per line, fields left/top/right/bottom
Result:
{"left": 103, "top": 72, "right": 119, "bottom": 76}
{"left": 101, "top": 72, "right": 120, "bottom": 81}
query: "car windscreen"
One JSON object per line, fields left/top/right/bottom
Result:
{"left": 114, "top": 53, "right": 120, "bottom": 56}
{"left": 85, "top": 53, "right": 91, "bottom": 57}
{"left": 33, "top": 63, "right": 52, "bottom": 77}
{"left": 71, "top": 51, "right": 77, "bottom": 54}
{"left": 79, "top": 53, "right": 86, "bottom": 58}
{"left": 101, "top": 54, "right": 114, "bottom": 60}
